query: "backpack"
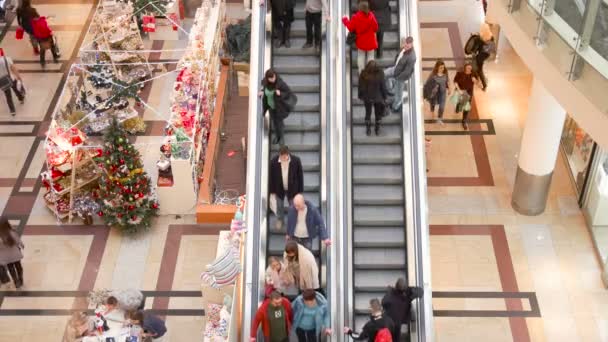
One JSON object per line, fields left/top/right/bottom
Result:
{"left": 464, "top": 34, "right": 482, "bottom": 55}
{"left": 375, "top": 328, "right": 392, "bottom": 342}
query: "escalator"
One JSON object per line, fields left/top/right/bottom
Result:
{"left": 339, "top": 0, "right": 434, "bottom": 339}
{"left": 348, "top": 0, "right": 408, "bottom": 331}
{"left": 242, "top": 0, "right": 334, "bottom": 340}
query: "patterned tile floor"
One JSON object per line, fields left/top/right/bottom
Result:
{"left": 421, "top": 0, "right": 608, "bottom": 341}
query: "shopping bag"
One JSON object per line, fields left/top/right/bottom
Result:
{"left": 15, "top": 26, "right": 24, "bottom": 40}
{"left": 448, "top": 90, "right": 461, "bottom": 106}
{"left": 269, "top": 193, "right": 277, "bottom": 215}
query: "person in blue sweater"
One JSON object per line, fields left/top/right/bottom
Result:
{"left": 291, "top": 289, "right": 331, "bottom": 342}
{"left": 286, "top": 194, "right": 331, "bottom": 251}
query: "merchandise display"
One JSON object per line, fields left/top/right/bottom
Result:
{"left": 156, "top": 0, "right": 226, "bottom": 214}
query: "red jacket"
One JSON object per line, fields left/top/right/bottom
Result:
{"left": 342, "top": 11, "right": 379, "bottom": 51}
{"left": 251, "top": 298, "right": 293, "bottom": 338}
{"left": 31, "top": 16, "right": 53, "bottom": 40}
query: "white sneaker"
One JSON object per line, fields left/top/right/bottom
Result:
{"left": 437, "top": 119, "right": 444, "bottom": 125}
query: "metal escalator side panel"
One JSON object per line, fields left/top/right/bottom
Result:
{"left": 242, "top": 2, "right": 272, "bottom": 341}
{"left": 397, "top": 0, "right": 434, "bottom": 340}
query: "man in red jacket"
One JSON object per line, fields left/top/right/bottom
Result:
{"left": 251, "top": 291, "right": 293, "bottom": 342}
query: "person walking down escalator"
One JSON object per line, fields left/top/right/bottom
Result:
{"left": 358, "top": 60, "right": 388, "bottom": 136}
{"left": 369, "top": 0, "right": 390, "bottom": 59}
{"left": 270, "top": 0, "right": 295, "bottom": 48}
{"left": 381, "top": 278, "right": 424, "bottom": 341}
{"left": 423, "top": 59, "right": 451, "bottom": 125}
{"left": 270, "top": 145, "right": 304, "bottom": 230}
{"left": 251, "top": 291, "right": 294, "bottom": 342}
{"left": 342, "top": 1, "right": 378, "bottom": 72}
{"left": 291, "top": 289, "right": 331, "bottom": 342}
{"left": 259, "top": 68, "right": 297, "bottom": 146}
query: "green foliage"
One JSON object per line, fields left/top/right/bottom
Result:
{"left": 130, "top": 0, "right": 170, "bottom": 17}
{"left": 110, "top": 78, "right": 142, "bottom": 104}
{"left": 95, "top": 118, "right": 159, "bottom": 233}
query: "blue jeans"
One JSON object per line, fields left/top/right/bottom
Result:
{"left": 430, "top": 88, "right": 447, "bottom": 118}
{"left": 384, "top": 66, "right": 405, "bottom": 111}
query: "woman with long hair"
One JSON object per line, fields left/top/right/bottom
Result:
{"left": 342, "top": 1, "right": 379, "bottom": 72}
{"left": 0, "top": 217, "right": 24, "bottom": 289}
{"left": 259, "top": 68, "right": 296, "bottom": 146}
{"left": 16, "top": 0, "right": 40, "bottom": 55}
{"left": 358, "top": 60, "right": 388, "bottom": 136}
{"left": 424, "top": 59, "right": 450, "bottom": 124}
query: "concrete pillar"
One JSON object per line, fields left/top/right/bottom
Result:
{"left": 512, "top": 77, "right": 566, "bottom": 215}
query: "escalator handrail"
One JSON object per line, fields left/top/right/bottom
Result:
{"left": 397, "top": 0, "right": 434, "bottom": 340}
{"left": 241, "top": 2, "right": 272, "bottom": 341}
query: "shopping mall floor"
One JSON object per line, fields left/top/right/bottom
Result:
{"left": 0, "top": 0, "right": 607, "bottom": 341}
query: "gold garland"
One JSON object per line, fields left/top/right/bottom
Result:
{"left": 109, "top": 168, "right": 144, "bottom": 183}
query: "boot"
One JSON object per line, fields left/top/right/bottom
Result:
{"left": 365, "top": 121, "right": 372, "bottom": 136}
{"left": 375, "top": 121, "right": 381, "bottom": 135}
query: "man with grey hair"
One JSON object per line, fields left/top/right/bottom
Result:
{"left": 286, "top": 194, "right": 331, "bottom": 250}
{"left": 384, "top": 36, "right": 417, "bottom": 113}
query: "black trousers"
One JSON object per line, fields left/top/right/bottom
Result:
{"left": 305, "top": 11, "right": 322, "bottom": 45}
{"left": 0, "top": 265, "right": 10, "bottom": 284}
{"left": 364, "top": 101, "right": 385, "bottom": 123}
{"left": 376, "top": 29, "right": 384, "bottom": 57}
{"left": 296, "top": 328, "right": 318, "bottom": 342}
{"left": 475, "top": 52, "right": 489, "bottom": 89}
{"left": 3, "top": 80, "right": 24, "bottom": 113}
{"left": 273, "top": 10, "right": 293, "bottom": 43}
{"left": 39, "top": 36, "right": 60, "bottom": 65}
{"left": 6, "top": 261, "right": 23, "bottom": 286}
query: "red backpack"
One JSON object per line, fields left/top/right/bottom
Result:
{"left": 375, "top": 328, "right": 392, "bottom": 342}
{"left": 31, "top": 17, "right": 52, "bottom": 40}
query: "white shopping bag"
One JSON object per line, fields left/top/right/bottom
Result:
{"left": 269, "top": 193, "right": 277, "bottom": 216}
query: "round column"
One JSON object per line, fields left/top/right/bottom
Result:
{"left": 512, "top": 77, "right": 566, "bottom": 215}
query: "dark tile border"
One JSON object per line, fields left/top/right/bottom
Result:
{"left": 425, "top": 119, "right": 496, "bottom": 135}
{"left": 433, "top": 291, "right": 541, "bottom": 317}
{"left": 430, "top": 225, "right": 533, "bottom": 342}
{"left": 152, "top": 224, "right": 226, "bottom": 311}
{"left": 0, "top": 309, "right": 204, "bottom": 316}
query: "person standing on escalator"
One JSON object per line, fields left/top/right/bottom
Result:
{"left": 286, "top": 194, "right": 330, "bottom": 251}
{"left": 270, "top": 145, "right": 304, "bottom": 230}
{"left": 291, "top": 289, "right": 331, "bottom": 342}
{"left": 358, "top": 60, "right": 388, "bottom": 136}
{"left": 302, "top": 0, "right": 329, "bottom": 53}
{"left": 381, "top": 278, "right": 424, "bottom": 341}
{"left": 384, "top": 36, "right": 416, "bottom": 113}
{"left": 369, "top": 0, "right": 390, "bottom": 59}
{"left": 269, "top": 0, "right": 295, "bottom": 48}
{"left": 342, "top": 1, "right": 378, "bottom": 72}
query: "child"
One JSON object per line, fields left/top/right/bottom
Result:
{"left": 265, "top": 256, "right": 296, "bottom": 295}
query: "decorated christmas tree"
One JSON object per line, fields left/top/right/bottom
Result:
{"left": 95, "top": 118, "right": 159, "bottom": 233}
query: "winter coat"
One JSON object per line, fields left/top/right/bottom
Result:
{"left": 369, "top": 0, "right": 391, "bottom": 31}
{"left": 358, "top": 68, "right": 388, "bottom": 104}
{"left": 261, "top": 75, "right": 296, "bottom": 120}
{"left": 287, "top": 200, "right": 328, "bottom": 241}
{"left": 422, "top": 76, "right": 439, "bottom": 102}
{"left": 251, "top": 298, "right": 293, "bottom": 339}
{"left": 269, "top": 153, "right": 303, "bottom": 201}
{"left": 0, "top": 230, "right": 23, "bottom": 265}
{"left": 31, "top": 16, "right": 52, "bottom": 40}
{"left": 348, "top": 314, "right": 394, "bottom": 342}
{"left": 342, "top": 11, "right": 379, "bottom": 51}
{"left": 291, "top": 291, "right": 330, "bottom": 336}
{"left": 392, "top": 48, "right": 417, "bottom": 81}
{"left": 284, "top": 243, "right": 320, "bottom": 290}
{"left": 381, "top": 286, "right": 424, "bottom": 341}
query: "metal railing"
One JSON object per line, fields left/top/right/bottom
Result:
{"left": 399, "top": 0, "right": 434, "bottom": 340}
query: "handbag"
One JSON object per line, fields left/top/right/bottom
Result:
{"left": 15, "top": 26, "right": 24, "bottom": 40}
{"left": 448, "top": 90, "right": 461, "bottom": 106}
{"left": 0, "top": 57, "right": 13, "bottom": 91}
{"left": 346, "top": 31, "right": 356, "bottom": 46}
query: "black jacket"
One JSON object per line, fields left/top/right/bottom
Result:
{"left": 349, "top": 314, "right": 394, "bottom": 342}
{"left": 393, "top": 48, "right": 417, "bottom": 81}
{"left": 358, "top": 69, "right": 388, "bottom": 104}
{"left": 270, "top": 0, "right": 296, "bottom": 17}
{"left": 370, "top": 0, "right": 391, "bottom": 30}
{"left": 268, "top": 153, "right": 303, "bottom": 201}
{"left": 381, "top": 286, "right": 424, "bottom": 341}
{"left": 261, "top": 75, "right": 296, "bottom": 120}
{"left": 16, "top": 7, "right": 39, "bottom": 34}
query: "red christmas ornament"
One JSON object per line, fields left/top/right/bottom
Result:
{"left": 152, "top": 203, "right": 159, "bottom": 209}
{"left": 117, "top": 213, "right": 122, "bottom": 218}
{"left": 138, "top": 192, "right": 144, "bottom": 198}
{"left": 131, "top": 215, "right": 137, "bottom": 220}
{"left": 129, "top": 205, "right": 135, "bottom": 210}
{"left": 120, "top": 159, "right": 125, "bottom": 165}
{"left": 98, "top": 211, "right": 104, "bottom": 217}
